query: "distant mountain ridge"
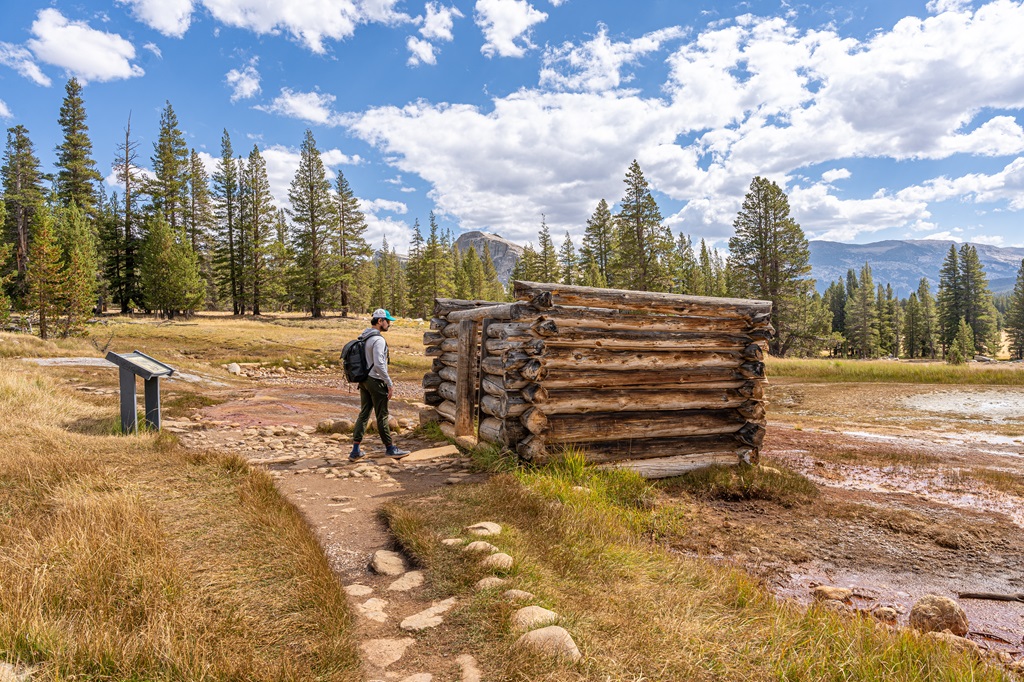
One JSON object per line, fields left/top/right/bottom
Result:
{"left": 454, "top": 231, "right": 524, "bottom": 283}
{"left": 809, "top": 239, "right": 1024, "bottom": 295}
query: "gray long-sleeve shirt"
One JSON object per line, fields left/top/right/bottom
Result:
{"left": 359, "top": 328, "right": 392, "bottom": 387}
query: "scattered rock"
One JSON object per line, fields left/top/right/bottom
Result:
{"left": 924, "top": 631, "right": 981, "bottom": 657}
{"left": 871, "top": 606, "right": 899, "bottom": 624}
{"left": 344, "top": 584, "right": 374, "bottom": 597}
{"left": 512, "top": 605, "right": 560, "bottom": 632}
{"left": 388, "top": 570, "right": 425, "bottom": 592}
{"left": 418, "top": 407, "right": 439, "bottom": 426}
{"left": 330, "top": 418, "right": 355, "bottom": 434}
{"left": 1008, "top": 660, "right": 1024, "bottom": 674}
{"left": 475, "top": 576, "right": 507, "bottom": 591}
{"left": 514, "top": 625, "right": 582, "bottom": 662}
{"left": 909, "top": 595, "right": 969, "bottom": 636}
{"left": 480, "top": 553, "right": 514, "bottom": 571}
{"left": 466, "top": 522, "right": 502, "bottom": 536}
{"left": 812, "top": 586, "right": 852, "bottom": 602}
{"left": 456, "top": 654, "right": 482, "bottom": 682}
{"left": 504, "top": 589, "right": 536, "bottom": 602}
{"left": 0, "top": 662, "right": 33, "bottom": 682}
{"left": 370, "top": 549, "right": 408, "bottom": 576}
{"left": 463, "top": 541, "right": 499, "bottom": 554}
{"left": 360, "top": 637, "right": 415, "bottom": 669}
{"left": 400, "top": 597, "right": 457, "bottom": 631}
{"left": 455, "top": 435, "right": 478, "bottom": 450}
{"left": 226, "top": 362, "right": 241, "bottom": 375}
{"left": 356, "top": 597, "right": 389, "bottom": 622}
{"left": 441, "top": 538, "right": 464, "bottom": 546}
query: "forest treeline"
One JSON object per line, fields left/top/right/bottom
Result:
{"left": 3, "top": 79, "right": 1024, "bottom": 360}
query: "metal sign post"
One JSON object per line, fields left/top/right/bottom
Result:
{"left": 105, "top": 351, "right": 175, "bottom": 434}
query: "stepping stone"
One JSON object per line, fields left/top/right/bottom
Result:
{"left": 360, "top": 637, "right": 415, "bottom": 669}
{"left": 456, "top": 654, "right": 482, "bottom": 682}
{"left": 466, "top": 522, "right": 502, "bottom": 536}
{"left": 388, "top": 570, "right": 425, "bottom": 592}
{"left": 463, "top": 541, "right": 498, "bottom": 554}
{"left": 812, "top": 586, "right": 852, "bottom": 602}
{"left": 504, "top": 589, "right": 536, "bottom": 602}
{"left": 515, "top": 625, "right": 582, "bottom": 662}
{"left": 512, "top": 605, "right": 559, "bottom": 631}
{"left": 400, "top": 597, "right": 457, "bottom": 631}
{"left": 371, "top": 549, "right": 407, "bottom": 576}
{"left": 356, "top": 597, "right": 389, "bottom": 622}
{"left": 344, "top": 584, "right": 373, "bottom": 597}
{"left": 480, "top": 553, "right": 513, "bottom": 571}
{"left": 475, "top": 576, "right": 507, "bottom": 591}
{"left": 402, "top": 444, "right": 459, "bottom": 462}
{"left": 397, "top": 675, "right": 432, "bottom": 682}
{"left": 441, "top": 538, "right": 463, "bottom": 546}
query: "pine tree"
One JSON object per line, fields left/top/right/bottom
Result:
{"left": 876, "top": 284, "right": 894, "bottom": 356}
{"left": 936, "top": 244, "right": 961, "bottom": 354}
{"left": 673, "top": 233, "right": 697, "bottom": 294}
{"left": 782, "top": 284, "right": 834, "bottom": 357}
{"left": 728, "top": 175, "right": 812, "bottom": 356}
{"left": 149, "top": 102, "right": 190, "bottom": 232}
{"left": 242, "top": 146, "right": 275, "bottom": 315}
{"left": 139, "top": 213, "right": 204, "bottom": 318}
{"left": 334, "top": 170, "right": 371, "bottom": 316}
{"left": 1006, "top": 259, "right": 1024, "bottom": 360}
{"left": 903, "top": 293, "right": 921, "bottom": 358}
{"left": 55, "top": 203, "right": 97, "bottom": 336}
{"left": 212, "top": 130, "right": 241, "bottom": 313}
{"left": 558, "top": 232, "right": 577, "bottom": 285}
{"left": 580, "top": 198, "right": 614, "bottom": 286}
{"left": 263, "top": 209, "right": 294, "bottom": 311}
{"left": 536, "top": 218, "right": 559, "bottom": 283}
{"left": 424, "top": 212, "right": 454, "bottom": 302}
{"left": 54, "top": 78, "right": 101, "bottom": 218}
{"left": 2, "top": 125, "right": 45, "bottom": 298}
{"left": 111, "top": 115, "right": 143, "bottom": 313}
{"left": 288, "top": 130, "right": 335, "bottom": 317}
{"left": 461, "top": 245, "right": 485, "bottom": 298}
{"left": 0, "top": 199, "right": 12, "bottom": 325}
{"left": 823, "top": 280, "right": 847, "bottom": 337}
{"left": 916, "top": 278, "right": 939, "bottom": 359}
{"left": 844, "top": 262, "right": 879, "bottom": 358}
{"left": 25, "top": 207, "right": 63, "bottom": 339}
{"left": 405, "top": 219, "right": 430, "bottom": 317}
{"left": 947, "top": 317, "right": 975, "bottom": 365}
{"left": 480, "top": 243, "right": 504, "bottom": 301}
{"left": 610, "top": 160, "right": 674, "bottom": 292}
{"left": 958, "top": 243, "right": 999, "bottom": 355}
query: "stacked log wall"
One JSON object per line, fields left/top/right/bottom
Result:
{"left": 423, "top": 282, "right": 772, "bottom": 478}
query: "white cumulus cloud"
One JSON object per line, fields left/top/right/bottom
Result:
{"left": 255, "top": 88, "right": 347, "bottom": 126}
{"left": 421, "top": 2, "right": 463, "bottom": 40}
{"left": 475, "top": 0, "right": 548, "bottom": 58}
{"left": 407, "top": 36, "right": 436, "bottom": 65}
{"left": 117, "top": 0, "right": 195, "bottom": 37}
{"left": 0, "top": 42, "right": 51, "bottom": 86}
{"left": 143, "top": 42, "right": 163, "bottom": 58}
{"left": 226, "top": 58, "right": 261, "bottom": 101}
{"left": 0, "top": 100, "right": 12, "bottom": 119}
{"left": 360, "top": 198, "right": 408, "bottom": 214}
{"left": 821, "top": 168, "right": 852, "bottom": 183}
{"left": 27, "top": 9, "right": 144, "bottom": 83}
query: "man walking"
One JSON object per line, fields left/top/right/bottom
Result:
{"left": 351, "top": 308, "right": 410, "bottom": 461}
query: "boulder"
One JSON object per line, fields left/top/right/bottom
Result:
{"left": 480, "top": 553, "right": 514, "bottom": 571}
{"left": 511, "top": 605, "right": 560, "bottom": 632}
{"left": 504, "top": 589, "right": 536, "bottom": 602}
{"left": 871, "top": 606, "right": 899, "bottom": 624}
{"left": 514, "top": 625, "right": 582, "bottom": 662}
{"left": 463, "top": 541, "right": 499, "bottom": 554}
{"left": 418, "top": 407, "right": 439, "bottom": 426}
{"left": 331, "top": 419, "right": 355, "bottom": 434}
{"left": 466, "top": 522, "right": 502, "bottom": 536}
{"left": 370, "top": 549, "right": 407, "bottom": 576}
{"left": 475, "top": 576, "right": 507, "bottom": 591}
{"left": 812, "top": 586, "right": 852, "bottom": 602}
{"left": 924, "top": 631, "right": 981, "bottom": 657}
{"left": 226, "top": 362, "right": 241, "bottom": 375}
{"left": 909, "top": 595, "right": 968, "bottom": 636}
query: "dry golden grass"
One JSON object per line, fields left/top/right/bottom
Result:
{"left": 768, "top": 357, "right": 1024, "bottom": 385}
{"left": 385, "top": 464, "right": 1011, "bottom": 682}
{"left": 0, "top": 359, "right": 361, "bottom": 680}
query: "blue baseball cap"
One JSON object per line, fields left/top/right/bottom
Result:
{"left": 372, "top": 308, "right": 396, "bottom": 321}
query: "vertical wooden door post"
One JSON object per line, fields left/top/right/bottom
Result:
{"left": 455, "top": 319, "right": 479, "bottom": 437}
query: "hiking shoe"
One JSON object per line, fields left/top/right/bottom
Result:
{"left": 348, "top": 449, "right": 365, "bottom": 462}
{"left": 386, "top": 446, "right": 410, "bottom": 459}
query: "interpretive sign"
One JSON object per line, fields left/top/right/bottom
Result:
{"left": 105, "top": 351, "right": 175, "bottom": 433}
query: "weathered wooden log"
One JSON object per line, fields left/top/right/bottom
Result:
{"left": 433, "top": 298, "right": 498, "bottom": 316}
{"left": 538, "top": 366, "right": 764, "bottom": 389}
{"left": 425, "top": 346, "right": 445, "bottom": 357}
{"left": 431, "top": 358, "right": 445, "bottom": 373}
{"left": 520, "top": 407, "right": 548, "bottom": 435}
{"left": 440, "top": 337, "right": 460, "bottom": 352}
{"left": 598, "top": 451, "right": 754, "bottom": 478}
{"left": 438, "top": 381, "right": 457, "bottom": 403}
{"left": 455, "top": 319, "right": 477, "bottom": 436}
{"left": 521, "top": 383, "right": 547, "bottom": 403}
{"left": 544, "top": 434, "right": 749, "bottom": 464}
{"left": 478, "top": 417, "right": 527, "bottom": 444}
{"left": 430, "top": 317, "right": 448, "bottom": 330}
{"left": 539, "top": 385, "right": 762, "bottom": 414}
{"left": 438, "top": 365, "right": 458, "bottom": 383}
{"left": 738, "top": 361, "right": 766, "bottom": 379}
{"left": 743, "top": 343, "right": 764, "bottom": 361}
{"left": 543, "top": 309, "right": 770, "bottom": 334}
{"left": 737, "top": 400, "right": 767, "bottom": 423}
{"left": 735, "top": 422, "right": 766, "bottom": 448}
{"left": 484, "top": 337, "right": 546, "bottom": 354}
{"left": 445, "top": 293, "right": 552, "bottom": 322}
{"left": 436, "top": 400, "right": 457, "bottom": 422}
{"left": 424, "top": 391, "right": 444, "bottom": 406}
{"left": 423, "top": 331, "right": 445, "bottom": 346}
{"left": 514, "top": 281, "right": 772, "bottom": 318}
{"left": 480, "top": 356, "right": 505, "bottom": 376}
{"left": 520, "top": 359, "right": 544, "bottom": 381}
{"left": 544, "top": 409, "right": 751, "bottom": 443}
{"left": 516, "top": 435, "right": 546, "bottom": 461}
{"left": 439, "top": 352, "right": 460, "bottom": 366}
{"left": 480, "top": 394, "right": 530, "bottom": 419}
{"left": 486, "top": 320, "right": 559, "bottom": 339}
{"left": 422, "top": 372, "right": 443, "bottom": 388}
{"left": 539, "top": 347, "right": 748, "bottom": 371}
{"left": 481, "top": 375, "right": 505, "bottom": 398}
{"left": 441, "top": 324, "right": 461, "bottom": 338}
{"left": 542, "top": 329, "right": 757, "bottom": 352}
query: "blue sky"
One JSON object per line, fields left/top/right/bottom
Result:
{"left": 2, "top": 0, "right": 1024, "bottom": 254}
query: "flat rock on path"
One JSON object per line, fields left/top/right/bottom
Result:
{"left": 371, "top": 550, "right": 407, "bottom": 576}
{"left": 456, "top": 654, "right": 482, "bottom": 682}
{"left": 401, "top": 597, "right": 458, "bottom": 631}
{"left": 360, "top": 637, "right": 416, "bottom": 669}
{"left": 480, "top": 553, "right": 514, "bottom": 570}
{"left": 466, "top": 521, "right": 502, "bottom": 536}
{"left": 388, "top": 570, "right": 425, "bottom": 592}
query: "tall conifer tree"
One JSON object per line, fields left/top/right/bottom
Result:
{"left": 289, "top": 130, "right": 335, "bottom": 317}
{"left": 212, "top": 130, "right": 241, "bottom": 313}
{"left": 958, "top": 243, "right": 999, "bottom": 355}
{"left": 111, "top": 115, "right": 143, "bottom": 312}
{"left": 242, "top": 146, "right": 275, "bottom": 315}
{"left": 55, "top": 78, "right": 101, "bottom": 218}
{"left": 844, "top": 262, "right": 879, "bottom": 358}
{"left": 334, "top": 170, "right": 370, "bottom": 316}
{"left": 580, "top": 198, "right": 613, "bottom": 286}
{"left": 55, "top": 203, "right": 98, "bottom": 336}
{"left": 1006, "top": 259, "right": 1024, "bottom": 360}
{"left": 558, "top": 232, "right": 577, "bottom": 285}
{"left": 936, "top": 244, "right": 961, "bottom": 354}
{"left": 25, "top": 207, "right": 63, "bottom": 339}
{"left": 611, "top": 160, "right": 674, "bottom": 292}
{"left": 2, "top": 125, "right": 44, "bottom": 295}
{"left": 149, "top": 102, "right": 190, "bottom": 231}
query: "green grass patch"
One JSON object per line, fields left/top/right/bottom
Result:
{"left": 661, "top": 461, "right": 819, "bottom": 506}
{"left": 768, "top": 357, "right": 1024, "bottom": 385}
{"left": 161, "top": 392, "right": 226, "bottom": 418}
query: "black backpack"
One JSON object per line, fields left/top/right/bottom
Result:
{"left": 341, "top": 330, "right": 380, "bottom": 383}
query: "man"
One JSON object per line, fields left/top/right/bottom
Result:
{"left": 350, "top": 308, "right": 410, "bottom": 461}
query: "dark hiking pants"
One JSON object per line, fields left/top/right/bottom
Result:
{"left": 353, "top": 377, "right": 392, "bottom": 447}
